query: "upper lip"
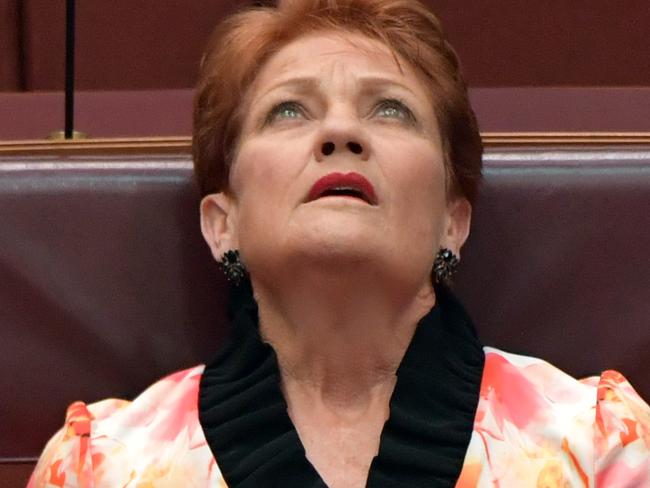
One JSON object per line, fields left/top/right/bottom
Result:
{"left": 307, "top": 172, "right": 377, "bottom": 205}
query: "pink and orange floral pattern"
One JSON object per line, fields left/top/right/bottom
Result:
{"left": 29, "top": 348, "right": 650, "bottom": 487}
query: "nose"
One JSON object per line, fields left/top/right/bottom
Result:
{"left": 313, "top": 113, "right": 370, "bottom": 163}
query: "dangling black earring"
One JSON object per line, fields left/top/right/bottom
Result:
{"left": 433, "top": 248, "right": 459, "bottom": 285}
{"left": 217, "top": 249, "right": 247, "bottom": 286}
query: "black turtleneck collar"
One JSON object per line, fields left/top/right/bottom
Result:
{"left": 199, "top": 282, "right": 484, "bottom": 487}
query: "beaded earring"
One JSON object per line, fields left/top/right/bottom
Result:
{"left": 433, "top": 248, "right": 459, "bottom": 285}
{"left": 217, "top": 250, "right": 247, "bottom": 286}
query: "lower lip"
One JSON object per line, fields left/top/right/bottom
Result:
{"left": 314, "top": 194, "right": 368, "bottom": 203}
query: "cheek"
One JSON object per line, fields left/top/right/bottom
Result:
{"left": 386, "top": 146, "right": 448, "bottom": 249}
{"left": 231, "top": 141, "right": 294, "bottom": 205}
{"left": 228, "top": 139, "right": 304, "bottom": 239}
{"left": 231, "top": 145, "right": 270, "bottom": 197}
{"left": 393, "top": 145, "right": 446, "bottom": 215}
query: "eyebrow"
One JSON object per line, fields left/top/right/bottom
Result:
{"left": 254, "top": 75, "right": 421, "bottom": 102}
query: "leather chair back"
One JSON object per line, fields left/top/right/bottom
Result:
{"left": 1, "top": 143, "right": 648, "bottom": 485}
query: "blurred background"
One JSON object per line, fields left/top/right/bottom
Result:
{"left": 1, "top": 0, "right": 649, "bottom": 139}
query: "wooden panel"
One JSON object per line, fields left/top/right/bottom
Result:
{"left": 2, "top": 88, "right": 650, "bottom": 140}
{"left": 0, "top": 90, "right": 193, "bottom": 140}
{"left": 431, "top": 0, "right": 650, "bottom": 86}
{"left": 19, "top": 0, "right": 650, "bottom": 90}
{"left": 3, "top": 134, "right": 650, "bottom": 157}
{"left": 22, "top": 0, "right": 243, "bottom": 90}
{"left": 0, "top": 0, "right": 20, "bottom": 91}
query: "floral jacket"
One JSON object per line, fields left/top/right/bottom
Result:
{"left": 28, "top": 347, "right": 650, "bottom": 487}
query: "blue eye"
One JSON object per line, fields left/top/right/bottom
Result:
{"left": 266, "top": 101, "right": 304, "bottom": 124}
{"left": 375, "top": 99, "right": 415, "bottom": 122}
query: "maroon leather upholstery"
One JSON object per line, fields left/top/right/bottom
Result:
{"left": 458, "top": 147, "right": 650, "bottom": 385}
{"left": 1, "top": 145, "right": 649, "bottom": 485}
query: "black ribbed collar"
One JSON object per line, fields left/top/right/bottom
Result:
{"left": 199, "top": 283, "right": 484, "bottom": 487}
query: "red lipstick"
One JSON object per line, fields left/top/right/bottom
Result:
{"left": 307, "top": 172, "right": 377, "bottom": 205}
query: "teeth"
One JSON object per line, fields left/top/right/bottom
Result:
{"left": 325, "top": 187, "right": 361, "bottom": 194}
{"left": 330, "top": 186, "right": 362, "bottom": 193}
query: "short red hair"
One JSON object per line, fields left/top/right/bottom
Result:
{"left": 193, "top": 0, "right": 482, "bottom": 204}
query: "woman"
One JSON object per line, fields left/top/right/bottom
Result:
{"left": 29, "top": 0, "right": 650, "bottom": 486}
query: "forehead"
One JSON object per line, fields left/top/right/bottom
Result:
{"left": 247, "top": 31, "right": 432, "bottom": 102}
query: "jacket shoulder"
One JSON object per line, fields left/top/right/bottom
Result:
{"left": 28, "top": 365, "right": 209, "bottom": 487}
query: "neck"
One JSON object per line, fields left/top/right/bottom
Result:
{"left": 252, "top": 263, "right": 436, "bottom": 411}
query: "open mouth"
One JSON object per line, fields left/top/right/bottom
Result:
{"left": 318, "top": 186, "right": 372, "bottom": 203}
{"left": 307, "top": 172, "right": 377, "bottom": 205}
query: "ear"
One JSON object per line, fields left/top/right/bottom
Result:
{"left": 440, "top": 197, "right": 472, "bottom": 256}
{"left": 200, "top": 192, "right": 238, "bottom": 263}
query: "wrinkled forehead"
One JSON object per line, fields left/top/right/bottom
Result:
{"left": 243, "top": 31, "right": 435, "bottom": 108}
{"left": 267, "top": 32, "right": 399, "bottom": 75}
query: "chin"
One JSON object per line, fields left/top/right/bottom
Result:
{"left": 296, "top": 223, "right": 383, "bottom": 262}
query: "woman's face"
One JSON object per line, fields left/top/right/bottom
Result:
{"left": 202, "top": 32, "right": 470, "bottom": 288}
